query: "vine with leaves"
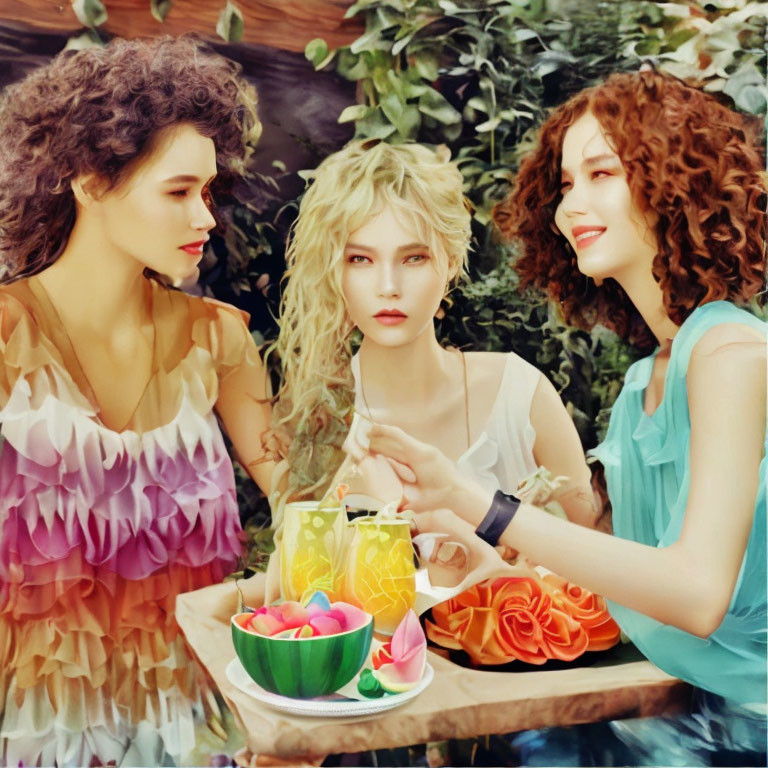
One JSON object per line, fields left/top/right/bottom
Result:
{"left": 68, "top": 0, "right": 245, "bottom": 47}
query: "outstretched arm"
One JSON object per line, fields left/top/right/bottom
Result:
{"left": 368, "top": 333, "right": 765, "bottom": 638}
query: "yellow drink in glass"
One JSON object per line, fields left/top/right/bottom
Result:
{"left": 344, "top": 518, "right": 416, "bottom": 635}
{"left": 280, "top": 501, "right": 347, "bottom": 602}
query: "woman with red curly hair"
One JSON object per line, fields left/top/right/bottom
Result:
{"left": 363, "top": 70, "right": 767, "bottom": 765}
{"left": 0, "top": 37, "right": 273, "bottom": 766}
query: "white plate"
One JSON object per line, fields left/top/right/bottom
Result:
{"left": 225, "top": 657, "right": 434, "bottom": 717}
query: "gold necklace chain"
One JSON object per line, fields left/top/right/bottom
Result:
{"left": 358, "top": 347, "right": 471, "bottom": 452}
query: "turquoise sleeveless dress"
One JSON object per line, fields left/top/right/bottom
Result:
{"left": 510, "top": 302, "right": 766, "bottom": 766}
{"left": 591, "top": 300, "right": 767, "bottom": 708}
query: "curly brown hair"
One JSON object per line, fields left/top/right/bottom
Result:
{"left": 494, "top": 70, "right": 767, "bottom": 348}
{"left": 0, "top": 35, "right": 260, "bottom": 281}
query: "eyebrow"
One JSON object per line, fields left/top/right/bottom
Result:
{"left": 162, "top": 174, "right": 216, "bottom": 184}
{"left": 584, "top": 153, "right": 620, "bottom": 167}
{"left": 560, "top": 153, "right": 621, "bottom": 177}
{"left": 345, "top": 242, "right": 429, "bottom": 251}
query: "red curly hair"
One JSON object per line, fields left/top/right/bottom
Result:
{"left": 0, "top": 36, "right": 260, "bottom": 282}
{"left": 494, "top": 70, "right": 767, "bottom": 349}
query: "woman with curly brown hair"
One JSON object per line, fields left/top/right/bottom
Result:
{"left": 360, "top": 70, "right": 767, "bottom": 765}
{"left": 0, "top": 37, "right": 273, "bottom": 766}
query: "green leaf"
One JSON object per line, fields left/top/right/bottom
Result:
{"left": 466, "top": 96, "right": 489, "bottom": 113}
{"left": 392, "top": 32, "right": 415, "bottom": 56}
{"left": 498, "top": 107, "right": 533, "bottom": 121}
{"left": 338, "top": 104, "right": 372, "bottom": 123}
{"left": 387, "top": 69, "right": 410, "bottom": 99}
{"left": 372, "top": 68, "right": 391, "bottom": 95}
{"left": 337, "top": 49, "right": 372, "bottom": 80}
{"left": 442, "top": 120, "right": 463, "bottom": 142}
{"left": 355, "top": 108, "right": 398, "bottom": 140}
{"left": 217, "top": 1, "right": 244, "bottom": 43}
{"left": 476, "top": 116, "right": 501, "bottom": 132}
{"left": 380, "top": 90, "right": 403, "bottom": 124}
{"left": 150, "top": 0, "right": 173, "bottom": 22}
{"left": 350, "top": 28, "right": 386, "bottom": 54}
{"left": 639, "top": 2, "right": 665, "bottom": 25}
{"left": 723, "top": 62, "right": 767, "bottom": 115}
{"left": 634, "top": 37, "right": 661, "bottom": 57}
{"left": 510, "top": 27, "right": 538, "bottom": 43}
{"left": 411, "top": 52, "right": 439, "bottom": 81}
{"left": 401, "top": 78, "right": 429, "bottom": 98}
{"left": 376, "top": 7, "right": 403, "bottom": 31}
{"left": 533, "top": 50, "right": 577, "bottom": 78}
{"left": 305, "top": 38, "right": 330, "bottom": 68}
{"left": 418, "top": 87, "right": 461, "bottom": 124}
{"left": 344, "top": 0, "right": 376, "bottom": 19}
{"left": 64, "top": 28, "right": 103, "bottom": 50}
{"left": 661, "top": 27, "right": 697, "bottom": 53}
{"left": 380, "top": 92, "right": 421, "bottom": 137}
{"left": 316, "top": 49, "right": 337, "bottom": 70}
{"left": 71, "top": 0, "right": 107, "bottom": 28}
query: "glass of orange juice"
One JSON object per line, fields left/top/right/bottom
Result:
{"left": 280, "top": 501, "right": 348, "bottom": 603}
{"left": 344, "top": 518, "right": 416, "bottom": 635}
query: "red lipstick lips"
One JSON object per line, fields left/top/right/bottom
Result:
{"left": 571, "top": 225, "right": 606, "bottom": 250}
{"left": 180, "top": 240, "right": 208, "bottom": 256}
{"left": 374, "top": 309, "right": 407, "bottom": 326}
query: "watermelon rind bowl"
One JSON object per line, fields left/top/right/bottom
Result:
{"left": 231, "top": 610, "right": 374, "bottom": 699}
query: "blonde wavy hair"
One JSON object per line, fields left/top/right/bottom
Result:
{"left": 270, "top": 140, "right": 472, "bottom": 499}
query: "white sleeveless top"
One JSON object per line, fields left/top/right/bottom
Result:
{"left": 351, "top": 352, "right": 541, "bottom": 495}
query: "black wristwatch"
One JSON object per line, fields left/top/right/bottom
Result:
{"left": 474, "top": 489, "right": 520, "bottom": 547}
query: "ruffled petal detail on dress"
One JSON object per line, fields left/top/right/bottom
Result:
{"left": 0, "top": 392, "right": 242, "bottom": 580}
{"left": 0, "top": 281, "right": 256, "bottom": 766}
{"left": 1, "top": 562, "right": 225, "bottom": 767}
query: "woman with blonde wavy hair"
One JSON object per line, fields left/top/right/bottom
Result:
{"left": 271, "top": 138, "right": 596, "bottom": 527}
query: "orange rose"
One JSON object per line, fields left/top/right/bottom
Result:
{"left": 426, "top": 577, "right": 588, "bottom": 666}
{"left": 543, "top": 573, "right": 621, "bottom": 651}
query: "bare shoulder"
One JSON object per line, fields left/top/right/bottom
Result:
{"left": 688, "top": 322, "right": 766, "bottom": 398}
{"left": 691, "top": 321, "right": 766, "bottom": 357}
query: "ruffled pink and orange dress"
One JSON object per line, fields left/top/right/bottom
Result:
{"left": 0, "top": 276, "right": 256, "bottom": 767}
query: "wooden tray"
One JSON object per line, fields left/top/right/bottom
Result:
{"left": 176, "top": 574, "right": 692, "bottom": 759}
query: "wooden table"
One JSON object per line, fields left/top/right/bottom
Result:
{"left": 176, "top": 574, "right": 692, "bottom": 760}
